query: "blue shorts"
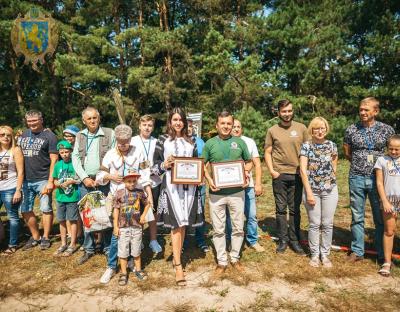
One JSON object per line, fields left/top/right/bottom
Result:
{"left": 56, "top": 201, "right": 79, "bottom": 221}
{"left": 21, "top": 180, "right": 53, "bottom": 213}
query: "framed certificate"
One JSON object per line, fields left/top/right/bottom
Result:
{"left": 171, "top": 157, "right": 204, "bottom": 185}
{"left": 211, "top": 160, "right": 245, "bottom": 189}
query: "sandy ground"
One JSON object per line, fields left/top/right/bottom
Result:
{"left": 2, "top": 265, "right": 399, "bottom": 312}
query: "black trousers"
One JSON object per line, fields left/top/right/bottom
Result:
{"left": 272, "top": 173, "right": 303, "bottom": 243}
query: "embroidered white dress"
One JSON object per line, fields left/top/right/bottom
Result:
{"left": 153, "top": 135, "right": 204, "bottom": 229}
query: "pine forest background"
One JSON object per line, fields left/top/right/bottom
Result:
{"left": 0, "top": 0, "right": 399, "bottom": 157}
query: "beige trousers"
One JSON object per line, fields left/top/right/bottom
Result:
{"left": 209, "top": 191, "right": 245, "bottom": 266}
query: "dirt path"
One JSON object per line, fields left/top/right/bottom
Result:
{"left": 2, "top": 265, "right": 399, "bottom": 312}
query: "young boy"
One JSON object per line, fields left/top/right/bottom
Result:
{"left": 131, "top": 115, "right": 162, "bottom": 254}
{"left": 113, "top": 171, "right": 151, "bottom": 285}
{"left": 53, "top": 140, "right": 80, "bottom": 256}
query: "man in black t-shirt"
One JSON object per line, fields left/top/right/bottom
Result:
{"left": 19, "top": 110, "right": 58, "bottom": 250}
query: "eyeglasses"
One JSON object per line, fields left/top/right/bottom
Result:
{"left": 312, "top": 128, "right": 327, "bottom": 133}
{"left": 0, "top": 133, "right": 12, "bottom": 138}
{"left": 63, "top": 134, "right": 75, "bottom": 138}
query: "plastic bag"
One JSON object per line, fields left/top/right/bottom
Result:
{"left": 78, "top": 191, "right": 112, "bottom": 232}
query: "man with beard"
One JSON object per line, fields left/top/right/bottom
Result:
{"left": 264, "top": 99, "right": 308, "bottom": 255}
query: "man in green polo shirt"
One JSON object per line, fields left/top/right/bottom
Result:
{"left": 203, "top": 110, "right": 252, "bottom": 275}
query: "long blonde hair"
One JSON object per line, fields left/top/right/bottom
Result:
{"left": 0, "top": 126, "right": 16, "bottom": 150}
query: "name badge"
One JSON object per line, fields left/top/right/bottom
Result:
{"left": 139, "top": 160, "right": 150, "bottom": 169}
{"left": 367, "top": 154, "right": 374, "bottom": 164}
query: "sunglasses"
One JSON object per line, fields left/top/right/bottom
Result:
{"left": 0, "top": 133, "right": 12, "bottom": 138}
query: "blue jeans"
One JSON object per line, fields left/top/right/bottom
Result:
{"left": 79, "top": 183, "right": 111, "bottom": 254}
{"left": 107, "top": 234, "right": 119, "bottom": 269}
{"left": 226, "top": 187, "right": 258, "bottom": 246}
{"left": 0, "top": 188, "right": 20, "bottom": 247}
{"left": 349, "top": 175, "right": 383, "bottom": 258}
{"left": 195, "top": 185, "right": 207, "bottom": 246}
{"left": 21, "top": 180, "right": 52, "bottom": 213}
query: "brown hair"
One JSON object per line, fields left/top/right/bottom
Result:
{"left": 166, "top": 107, "right": 192, "bottom": 143}
{"left": 140, "top": 114, "right": 155, "bottom": 124}
{"left": 277, "top": 99, "right": 292, "bottom": 111}
{"left": 216, "top": 110, "right": 234, "bottom": 123}
{"left": 360, "top": 97, "right": 380, "bottom": 110}
{"left": 388, "top": 134, "right": 400, "bottom": 146}
{"left": 0, "top": 126, "right": 16, "bottom": 149}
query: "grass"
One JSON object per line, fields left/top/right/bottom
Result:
{"left": 0, "top": 162, "right": 399, "bottom": 311}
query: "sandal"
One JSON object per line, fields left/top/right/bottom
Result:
{"left": 173, "top": 263, "right": 187, "bottom": 286}
{"left": 53, "top": 245, "right": 68, "bottom": 256}
{"left": 378, "top": 263, "right": 391, "bottom": 277}
{"left": 134, "top": 270, "right": 148, "bottom": 281}
{"left": 118, "top": 273, "right": 128, "bottom": 286}
{"left": 62, "top": 246, "right": 77, "bottom": 257}
{"left": 2, "top": 247, "right": 17, "bottom": 256}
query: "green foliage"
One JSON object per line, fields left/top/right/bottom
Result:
{"left": 0, "top": 0, "right": 398, "bottom": 147}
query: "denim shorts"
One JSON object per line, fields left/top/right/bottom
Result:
{"left": 21, "top": 180, "right": 53, "bottom": 213}
{"left": 56, "top": 201, "right": 79, "bottom": 221}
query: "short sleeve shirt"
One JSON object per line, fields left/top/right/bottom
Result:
{"left": 241, "top": 136, "right": 259, "bottom": 188}
{"left": 344, "top": 121, "right": 395, "bottom": 176}
{"left": 264, "top": 121, "right": 308, "bottom": 174}
{"left": 113, "top": 188, "right": 148, "bottom": 228}
{"left": 300, "top": 141, "right": 337, "bottom": 192}
{"left": 52, "top": 159, "right": 79, "bottom": 202}
{"left": 203, "top": 135, "right": 251, "bottom": 195}
{"left": 19, "top": 129, "right": 58, "bottom": 181}
{"left": 374, "top": 156, "right": 400, "bottom": 208}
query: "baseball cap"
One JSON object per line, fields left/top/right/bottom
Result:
{"left": 123, "top": 170, "right": 141, "bottom": 180}
{"left": 57, "top": 140, "right": 73, "bottom": 150}
{"left": 63, "top": 125, "right": 80, "bottom": 137}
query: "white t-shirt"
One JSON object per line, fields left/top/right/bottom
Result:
{"left": 96, "top": 145, "right": 151, "bottom": 195}
{"left": 374, "top": 155, "right": 400, "bottom": 208}
{"left": 241, "top": 135, "right": 260, "bottom": 188}
{"left": 131, "top": 135, "right": 162, "bottom": 187}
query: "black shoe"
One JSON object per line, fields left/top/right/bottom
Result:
{"left": 276, "top": 240, "right": 288, "bottom": 253}
{"left": 78, "top": 252, "right": 94, "bottom": 265}
{"left": 290, "top": 241, "right": 306, "bottom": 256}
{"left": 40, "top": 238, "right": 51, "bottom": 250}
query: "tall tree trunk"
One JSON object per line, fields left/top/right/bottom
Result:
{"left": 10, "top": 55, "right": 24, "bottom": 123}
{"left": 157, "top": 0, "right": 172, "bottom": 112}
{"left": 139, "top": 0, "right": 145, "bottom": 65}
{"left": 113, "top": 1, "right": 126, "bottom": 92}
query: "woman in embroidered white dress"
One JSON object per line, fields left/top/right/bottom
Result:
{"left": 153, "top": 108, "right": 204, "bottom": 286}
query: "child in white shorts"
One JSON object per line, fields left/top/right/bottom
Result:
{"left": 113, "top": 171, "right": 151, "bottom": 285}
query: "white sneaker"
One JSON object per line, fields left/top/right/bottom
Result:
{"left": 309, "top": 256, "right": 320, "bottom": 267}
{"left": 249, "top": 242, "right": 265, "bottom": 252}
{"left": 149, "top": 240, "right": 162, "bottom": 253}
{"left": 321, "top": 256, "right": 333, "bottom": 268}
{"left": 127, "top": 258, "right": 136, "bottom": 272}
{"left": 100, "top": 267, "right": 116, "bottom": 284}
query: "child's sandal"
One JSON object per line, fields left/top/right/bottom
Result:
{"left": 378, "top": 263, "right": 391, "bottom": 277}
{"left": 134, "top": 270, "right": 148, "bottom": 281}
{"left": 118, "top": 274, "right": 128, "bottom": 286}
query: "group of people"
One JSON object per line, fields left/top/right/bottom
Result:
{"left": 0, "top": 96, "right": 398, "bottom": 286}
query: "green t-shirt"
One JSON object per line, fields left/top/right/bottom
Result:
{"left": 203, "top": 135, "right": 251, "bottom": 195}
{"left": 52, "top": 159, "right": 79, "bottom": 202}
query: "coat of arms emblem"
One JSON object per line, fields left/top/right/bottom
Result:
{"left": 11, "top": 8, "right": 59, "bottom": 70}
